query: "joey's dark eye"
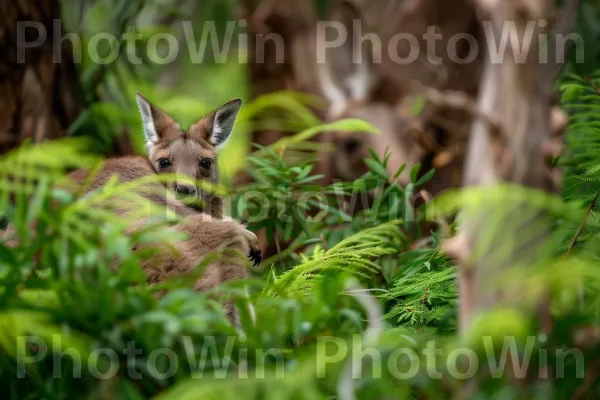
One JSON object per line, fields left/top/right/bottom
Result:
{"left": 199, "top": 158, "right": 212, "bottom": 170}
{"left": 158, "top": 158, "right": 171, "bottom": 169}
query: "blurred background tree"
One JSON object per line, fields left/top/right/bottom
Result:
{"left": 0, "top": 0, "right": 80, "bottom": 153}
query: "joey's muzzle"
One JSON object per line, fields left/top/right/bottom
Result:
{"left": 175, "top": 184, "right": 198, "bottom": 198}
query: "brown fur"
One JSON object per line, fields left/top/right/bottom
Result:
{"left": 140, "top": 213, "right": 253, "bottom": 290}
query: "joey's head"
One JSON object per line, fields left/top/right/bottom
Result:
{"left": 136, "top": 92, "right": 242, "bottom": 207}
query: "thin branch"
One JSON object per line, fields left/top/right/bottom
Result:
{"left": 566, "top": 191, "right": 599, "bottom": 256}
{"left": 585, "top": 76, "right": 600, "bottom": 93}
{"left": 412, "top": 84, "right": 502, "bottom": 138}
{"left": 422, "top": 87, "right": 501, "bottom": 132}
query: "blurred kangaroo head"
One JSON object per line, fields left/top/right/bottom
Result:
{"left": 317, "top": 1, "right": 423, "bottom": 183}
{"left": 136, "top": 92, "right": 242, "bottom": 204}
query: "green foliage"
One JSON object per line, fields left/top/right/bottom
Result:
{"left": 560, "top": 72, "right": 600, "bottom": 253}
{"left": 384, "top": 249, "right": 456, "bottom": 334}
{"left": 4, "top": 92, "right": 600, "bottom": 400}
{"left": 0, "top": 139, "right": 411, "bottom": 399}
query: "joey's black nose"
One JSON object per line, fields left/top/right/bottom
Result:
{"left": 176, "top": 185, "right": 197, "bottom": 197}
{"left": 343, "top": 138, "right": 361, "bottom": 153}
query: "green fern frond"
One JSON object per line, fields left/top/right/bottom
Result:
{"left": 263, "top": 221, "right": 405, "bottom": 299}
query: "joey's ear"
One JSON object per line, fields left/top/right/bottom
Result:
{"left": 209, "top": 98, "right": 242, "bottom": 148}
{"left": 136, "top": 91, "right": 175, "bottom": 147}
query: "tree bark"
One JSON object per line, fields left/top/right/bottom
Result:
{"left": 239, "top": 0, "right": 321, "bottom": 148}
{"left": 0, "top": 0, "right": 81, "bottom": 154}
{"left": 445, "top": 0, "right": 563, "bottom": 333}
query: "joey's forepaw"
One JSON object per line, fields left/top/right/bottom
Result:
{"left": 242, "top": 229, "right": 261, "bottom": 266}
{"left": 249, "top": 247, "right": 262, "bottom": 266}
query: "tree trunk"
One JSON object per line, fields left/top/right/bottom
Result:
{"left": 444, "top": 0, "right": 572, "bottom": 333}
{"left": 239, "top": 0, "right": 321, "bottom": 148}
{"left": 0, "top": 0, "right": 81, "bottom": 154}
